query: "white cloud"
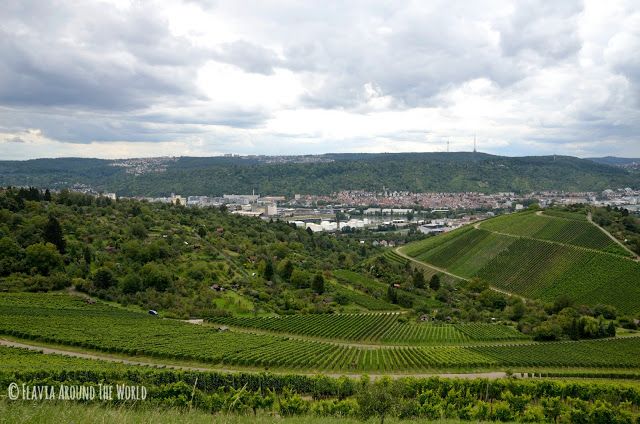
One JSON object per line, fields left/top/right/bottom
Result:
{"left": 1, "top": 0, "right": 639, "bottom": 159}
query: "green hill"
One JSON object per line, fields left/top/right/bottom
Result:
{"left": 402, "top": 210, "right": 640, "bottom": 314}
{"left": 1, "top": 153, "right": 637, "bottom": 196}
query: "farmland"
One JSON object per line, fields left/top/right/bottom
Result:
{"left": 1, "top": 293, "right": 639, "bottom": 373}
{"left": 478, "top": 211, "right": 629, "bottom": 255}
{"left": 402, "top": 211, "right": 640, "bottom": 314}
{"left": 207, "top": 313, "right": 527, "bottom": 344}
{"left": 3, "top": 343, "right": 640, "bottom": 423}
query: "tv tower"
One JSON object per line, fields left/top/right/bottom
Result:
{"left": 473, "top": 135, "right": 477, "bottom": 153}
{"left": 447, "top": 139, "right": 450, "bottom": 153}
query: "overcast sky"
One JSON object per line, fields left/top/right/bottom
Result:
{"left": 1, "top": 0, "right": 639, "bottom": 160}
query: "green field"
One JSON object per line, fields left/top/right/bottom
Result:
{"left": 1, "top": 293, "right": 640, "bottom": 373}
{"left": 478, "top": 211, "right": 628, "bottom": 255}
{"left": 208, "top": 313, "right": 527, "bottom": 345}
{"left": 402, "top": 212, "right": 640, "bottom": 314}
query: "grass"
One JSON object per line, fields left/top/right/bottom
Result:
{"left": 0, "top": 401, "right": 484, "bottom": 424}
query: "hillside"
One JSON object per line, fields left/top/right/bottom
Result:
{"left": 1, "top": 153, "right": 637, "bottom": 196}
{"left": 401, "top": 209, "right": 640, "bottom": 314}
{"left": 0, "top": 187, "right": 405, "bottom": 318}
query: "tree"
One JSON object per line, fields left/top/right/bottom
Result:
{"left": 92, "top": 267, "right": 116, "bottom": 290}
{"left": 83, "top": 245, "right": 92, "bottom": 265}
{"left": 356, "top": 377, "right": 399, "bottom": 424}
{"left": 429, "top": 274, "right": 441, "bottom": 291}
{"left": 129, "top": 222, "right": 148, "bottom": 239}
{"left": 43, "top": 189, "right": 52, "bottom": 201}
{"left": 279, "top": 259, "right": 294, "bottom": 281}
{"left": 312, "top": 273, "right": 325, "bottom": 294}
{"left": 43, "top": 215, "right": 65, "bottom": 253}
{"left": 0, "top": 237, "right": 24, "bottom": 276}
{"left": 290, "top": 269, "right": 309, "bottom": 288}
{"left": 119, "top": 273, "right": 142, "bottom": 294}
{"left": 25, "top": 242, "right": 62, "bottom": 275}
{"left": 263, "top": 260, "right": 274, "bottom": 281}
{"left": 141, "top": 262, "right": 172, "bottom": 291}
{"left": 413, "top": 270, "right": 425, "bottom": 289}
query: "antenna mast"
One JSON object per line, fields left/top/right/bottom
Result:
{"left": 473, "top": 135, "right": 477, "bottom": 153}
{"left": 447, "top": 139, "right": 450, "bottom": 153}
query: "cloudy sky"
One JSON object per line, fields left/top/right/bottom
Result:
{"left": 1, "top": 0, "right": 639, "bottom": 160}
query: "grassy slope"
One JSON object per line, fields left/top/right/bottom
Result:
{"left": 402, "top": 212, "right": 640, "bottom": 314}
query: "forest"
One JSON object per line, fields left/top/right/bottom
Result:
{"left": 1, "top": 153, "right": 637, "bottom": 196}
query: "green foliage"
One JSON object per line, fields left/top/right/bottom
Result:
{"left": 25, "top": 242, "right": 62, "bottom": 275}
{"left": 92, "top": 267, "right": 116, "bottom": 290}
{"left": 43, "top": 215, "right": 66, "bottom": 253}
{"left": 429, "top": 274, "right": 441, "bottom": 291}
{"left": 312, "top": 273, "right": 325, "bottom": 294}
{"left": 1, "top": 153, "right": 637, "bottom": 196}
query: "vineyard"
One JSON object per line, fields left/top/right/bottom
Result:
{"left": 478, "top": 211, "right": 629, "bottom": 255}
{"left": 327, "top": 281, "right": 399, "bottom": 311}
{"left": 1, "top": 293, "right": 639, "bottom": 373}
{"left": 401, "top": 213, "right": 640, "bottom": 314}
{"left": 207, "top": 313, "right": 527, "bottom": 344}
{"left": 542, "top": 209, "right": 588, "bottom": 220}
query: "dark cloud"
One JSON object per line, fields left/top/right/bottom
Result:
{"left": 0, "top": 1, "right": 206, "bottom": 111}
{"left": 0, "top": 0, "right": 639, "bottom": 158}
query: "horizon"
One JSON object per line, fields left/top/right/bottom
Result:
{"left": 2, "top": 151, "right": 640, "bottom": 162}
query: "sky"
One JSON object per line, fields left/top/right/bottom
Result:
{"left": 0, "top": 0, "right": 639, "bottom": 160}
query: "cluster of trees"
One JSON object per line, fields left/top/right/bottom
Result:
{"left": 592, "top": 205, "right": 640, "bottom": 254}
{"left": 0, "top": 187, "right": 391, "bottom": 318}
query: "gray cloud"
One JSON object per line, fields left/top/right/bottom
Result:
{"left": 0, "top": 0, "right": 639, "bottom": 158}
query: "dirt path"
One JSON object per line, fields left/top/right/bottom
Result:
{"left": 587, "top": 212, "right": 639, "bottom": 261}
{"left": 395, "top": 246, "right": 467, "bottom": 282}
{"left": 0, "top": 338, "right": 519, "bottom": 380}
{"left": 395, "top": 246, "right": 525, "bottom": 300}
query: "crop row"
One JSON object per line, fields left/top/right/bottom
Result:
{"left": 328, "top": 281, "right": 399, "bottom": 311}
{"left": 478, "top": 212, "right": 625, "bottom": 254}
{"left": 476, "top": 237, "right": 640, "bottom": 314}
{"left": 210, "top": 312, "right": 528, "bottom": 344}
{"left": 2, "top": 294, "right": 638, "bottom": 372}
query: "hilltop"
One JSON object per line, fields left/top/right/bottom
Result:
{"left": 1, "top": 153, "right": 638, "bottom": 196}
{"left": 401, "top": 208, "right": 640, "bottom": 315}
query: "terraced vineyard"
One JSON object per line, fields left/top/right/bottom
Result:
{"left": 1, "top": 294, "right": 639, "bottom": 372}
{"left": 478, "top": 211, "right": 628, "bottom": 255}
{"left": 402, "top": 212, "right": 640, "bottom": 314}
{"left": 208, "top": 312, "right": 528, "bottom": 345}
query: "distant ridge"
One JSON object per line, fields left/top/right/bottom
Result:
{"left": 0, "top": 152, "right": 637, "bottom": 196}
{"left": 587, "top": 156, "right": 640, "bottom": 166}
